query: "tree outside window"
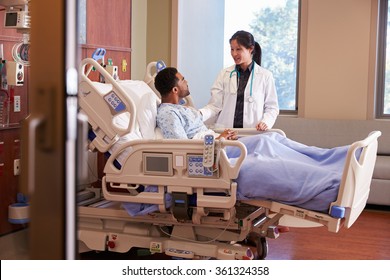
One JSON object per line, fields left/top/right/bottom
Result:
{"left": 250, "top": 0, "right": 299, "bottom": 111}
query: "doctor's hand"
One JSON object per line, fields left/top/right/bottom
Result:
{"left": 217, "top": 129, "right": 238, "bottom": 140}
{"left": 256, "top": 122, "right": 268, "bottom": 131}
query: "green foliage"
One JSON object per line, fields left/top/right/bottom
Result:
{"left": 249, "top": 0, "right": 299, "bottom": 110}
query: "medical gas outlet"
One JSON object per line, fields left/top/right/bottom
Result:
{"left": 14, "top": 159, "right": 20, "bottom": 176}
{"left": 105, "top": 65, "right": 118, "bottom": 80}
{"left": 14, "top": 95, "right": 20, "bottom": 112}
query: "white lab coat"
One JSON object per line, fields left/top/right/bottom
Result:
{"left": 200, "top": 63, "right": 279, "bottom": 129}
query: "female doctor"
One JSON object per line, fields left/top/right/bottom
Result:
{"left": 199, "top": 30, "right": 279, "bottom": 131}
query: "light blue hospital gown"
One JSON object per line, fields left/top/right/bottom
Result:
{"left": 157, "top": 103, "right": 209, "bottom": 139}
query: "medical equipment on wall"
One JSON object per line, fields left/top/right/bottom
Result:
{"left": 6, "top": 60, "right": 24, "bottom": 86}
{"left": 229, "top": 63, "right": 255, "bottom": 102}
{"left": 0, "top": 51, "right": 9, "bottom": 127}
{"left": 0, "top": 89, "right": 9, "bottom": 127}
{"left": 4, "top": 7, "right": 29, "bottom": 29}
{"left": 91, "top": 48, "right": 106, "bottom": 64}
{"left": 121, "top": 59, "right": 127, "bottom": 72}
{"left": 104, "top": 59, "right": 118, "bottom": 80}
{"left": 0, "top": 0, "right": 31, "bottom": 66}
{"left": 90, "top": 48, "right": 119, "bottom": 82}
{"left": 77, "top": 58, "right": 381, "bottom": 260}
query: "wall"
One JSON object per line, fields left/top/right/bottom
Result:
{"left": 131, "top": 0, "right": 171, "bottom": 80}
{"left": 299, "top": 0, "right": 376, "bottom": 119}
{"left": 138, "top": 0, "right": 381, "bottom": 120}
{"left": 146, "top": 0, "right": 172, "bottom": 67}
{"left": 131, "top": 0, "right": 147, "bottom": 80}
{"left": 82, "top": 0, "right": 132, "bottom": 81}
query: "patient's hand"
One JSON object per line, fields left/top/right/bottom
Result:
{"left": 256, "top": 121, "right": 268, "bottom": 131}
{"left": 218, "top": 129, "right": 238, "bottom": 140}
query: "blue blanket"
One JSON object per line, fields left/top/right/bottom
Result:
{"left": 226, "top": 132, "right": 349, "bottom": 212}
{"left": 123, "top": 132, "right": 349, "bottom": 215}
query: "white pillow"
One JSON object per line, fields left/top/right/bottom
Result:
{"left": 137, "top": 90, "right": 160, "bottom": 139}
{"left": 118, "top": 80, "right": 160, "bottom": 139}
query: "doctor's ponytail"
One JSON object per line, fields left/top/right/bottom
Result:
{"left": 253, "top": 42, "right": 262, "bottom": 66}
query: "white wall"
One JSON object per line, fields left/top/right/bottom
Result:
{"left": 177, "top": 0, "right": 225, "bottom": 108}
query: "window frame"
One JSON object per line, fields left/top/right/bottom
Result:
{"left": 280, "top": 0, "right": 301, "bottom": 115}
{"left": 376, "top": 0, "right": 390, "bottom": 119}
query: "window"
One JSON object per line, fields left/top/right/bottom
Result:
{"left": 377, "top": 0, "right": 390, "bottom": 118}
{"left": 177, "top": 0, "right": 299, "bottom": 111}
{"left": 224, "top": 0, "right": 300, "bottom": 112}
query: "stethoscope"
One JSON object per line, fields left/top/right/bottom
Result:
{"left": 229, "top": 64, "right": 255, "bottom": 103}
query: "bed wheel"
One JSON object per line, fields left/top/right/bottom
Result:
{"left": 241, "top": 234, "right": 268, "bottom": 260}
{"left": 256, "top": 237, "right": 268, "bottom": 260}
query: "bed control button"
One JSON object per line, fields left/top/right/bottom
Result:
{"left": 203, "top": 134, "right": 215, "bottom": 167}
{"left": 165, "top": 248, "right": 194, "bottom": 259}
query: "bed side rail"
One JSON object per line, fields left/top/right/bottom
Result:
{"left": 330, "top": 131, "right": 381, "bottom": 228}
{"left": 102, "top": 139, "right": 247, "bottom": 207}
{"left": 78, "top": 58, "right": 136, "bottom": 152}
{"left": 214, "top": 128, "right": 286, "bottom": 138}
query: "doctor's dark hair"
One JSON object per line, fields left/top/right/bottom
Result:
{"left": 154, "top": 67, "right": 179, "bottom": 97}
{"left": 230, "top": 30, "right": 262, "bottom": 66}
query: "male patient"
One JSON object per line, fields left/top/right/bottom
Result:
{"left": 154, "top": 67, "right": 237, "bottom": 140}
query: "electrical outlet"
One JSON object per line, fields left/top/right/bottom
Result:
{"left": 14, "top": 159, "right": 20, "bottom": 176}
{"left": 14, "top": 96, "right": 21, "bottom": 112}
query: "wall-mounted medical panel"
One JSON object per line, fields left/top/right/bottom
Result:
{"left": 0, "top": 127, "right": 23, "bottom": 235}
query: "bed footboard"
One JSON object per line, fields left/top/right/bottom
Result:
{"left": 244, "top": 131, "right": 381, "bottom": 233}
{"left": 330, "top": 130, "right": 381, "bottom": 228}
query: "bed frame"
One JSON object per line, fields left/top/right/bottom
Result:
{"left": 77, "top": 58, "right": 381, "bottom": 259}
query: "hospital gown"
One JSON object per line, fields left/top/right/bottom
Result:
{"left": 157, "top": 103, "right": 217, "bottom": 139}
{"left": 155, "top": 102, "right": 350, "bottom": 213}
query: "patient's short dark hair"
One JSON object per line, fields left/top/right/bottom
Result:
{"left": 154, "top": 67, "right": 179, "bottom": 97}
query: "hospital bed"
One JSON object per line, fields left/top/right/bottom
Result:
{"left": 77, "top": 58, "right": 381, "bottom": 260}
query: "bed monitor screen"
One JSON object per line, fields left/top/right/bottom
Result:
{"left": 143, "top": 153, "right": 173, "bottom": 176}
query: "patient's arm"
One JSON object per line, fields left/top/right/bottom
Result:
{"left": 217, "top": 129, "right": 238, "bottom": 140}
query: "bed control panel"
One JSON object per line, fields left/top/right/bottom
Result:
{"left": 187, "top": 155, "right": 219, "bottom": 178}
{"left": 202, "top": 134, "right": 215, "bottom": 167}
{"left": 104, "top": 91, "right": 126, "bottom": 113}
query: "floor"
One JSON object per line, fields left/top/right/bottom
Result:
{"left": 265, "top": 208, "right": 390, "bottom": 260}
